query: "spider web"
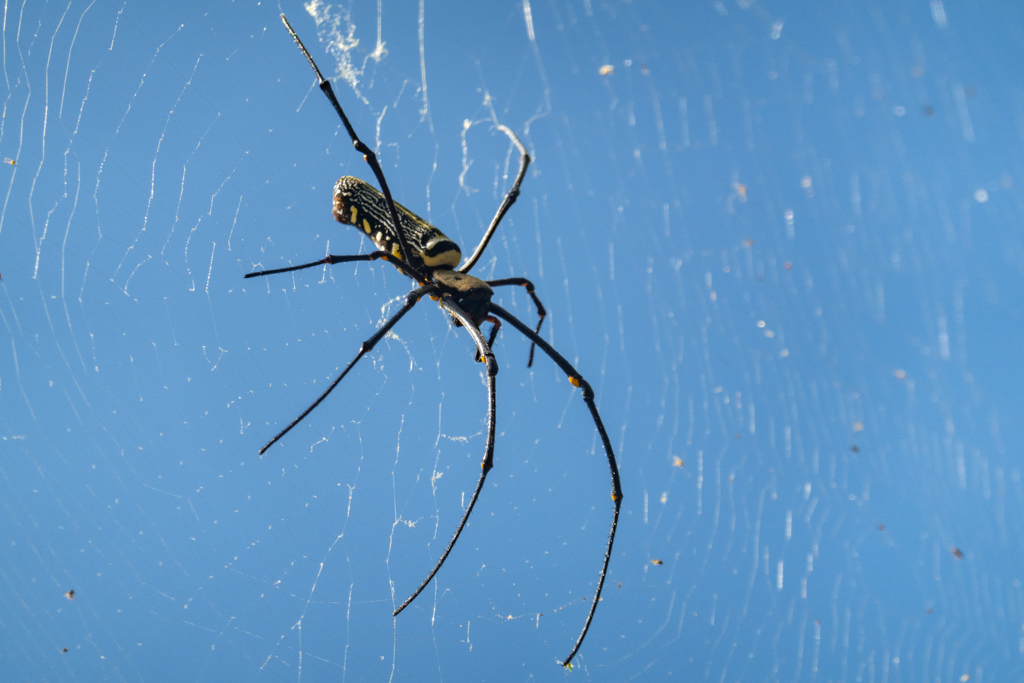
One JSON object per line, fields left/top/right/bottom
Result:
{"left": 3, "top": 0, "right": 1024, "bottom": 680}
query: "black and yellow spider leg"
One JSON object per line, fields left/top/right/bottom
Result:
{"left": 244, "top": 251, "right": 390, "bottom": 279}
{"left": 257, "top": 284, "right": 436, "bottom": 455}
{"left": 281, "top": 14, "right": 426, "bottom": 284}
{"left": 458, "top": 125, "right": 531, "bottom": 274}
{"left": 394, "top": 296, "right": 498, "bottom": 616}
{"left": 485, "top": 315, "right": 501, "bottom": 352}
{"left": 467, "top": 315, "right": 501, "bottom": 364}
{"left": 488, "top": 302, "right": 622, "bottom": 670}
{"left": 486, "top": 277, "right": 546, "bottom": 367}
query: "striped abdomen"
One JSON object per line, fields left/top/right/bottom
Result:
{"left": 333, "top": 176, "right": 461, "bottom": 275}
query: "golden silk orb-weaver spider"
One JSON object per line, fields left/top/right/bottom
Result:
{"left": 245, "top": 14, "right": 622, "bottom": 669}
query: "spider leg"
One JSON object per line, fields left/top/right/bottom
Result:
{"left": 257, "top": 284, "right": 436, "bottom": 455}
{"left": 488, "top": 302, "right": 622, "bottom": 669}
{"left": 485, "top": 315, "right": 502, "bottom": 351}
{"left": 470, "top": 315, "right": 501, "bottom": 363}
{"left": 244, "top": 251, "right": 389, "bottom": 279}
{"left": 458, "top": 125, "right": 531, "bottom": 274}
{"left": 394, "top": 296, "right": 498, "bottom": 616}
{"left": 280, "top": 14, "right": 425, "bottom": 284}
{"left": 486, "top": 277, "right": 546, "bottom": 367}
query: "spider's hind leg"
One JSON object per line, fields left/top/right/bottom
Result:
{"left": 457, "top": 125, "right": 531, "bottom": 274}
{"left": 280, "top": 13, "right": 425, "bottom": 283}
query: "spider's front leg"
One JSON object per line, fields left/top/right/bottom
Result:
{"left": 255, "top": 284, "right": 435, "bottom": 454}
{"left": 488, "top": 302, "right": 622, "bottom": 669}
{"left": 393, "top": 295, "right": 498, "bottom": 615}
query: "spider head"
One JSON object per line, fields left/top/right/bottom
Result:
{"left": 431, "top": 269, "right": 493, "bottom": 328}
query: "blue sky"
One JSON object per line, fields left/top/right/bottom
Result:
{"left": 2, "top": 1, "right": 1023, "bottom": 680}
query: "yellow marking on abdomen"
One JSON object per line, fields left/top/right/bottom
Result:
{"left": 422, "top": 250, "right": 461, "bottom": 269}
{"left": 349, "top": 206, "right": 358, "bottom": 223}
{"left": 362, "top": 219, "right": 372, "bottom": 234}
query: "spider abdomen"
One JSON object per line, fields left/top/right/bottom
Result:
{"left": 333, "top": 176, "right": 461, "bottom": 274}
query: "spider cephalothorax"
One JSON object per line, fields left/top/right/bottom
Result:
{"left": 430, "top": 270, "right": 494, "bottom": 329}
{"left": 244, "top": 14, "right": 622, "bottom": 669}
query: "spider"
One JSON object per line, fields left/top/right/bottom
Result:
{"left": 245, "top": 14, "right": 622, "bottom": 669}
